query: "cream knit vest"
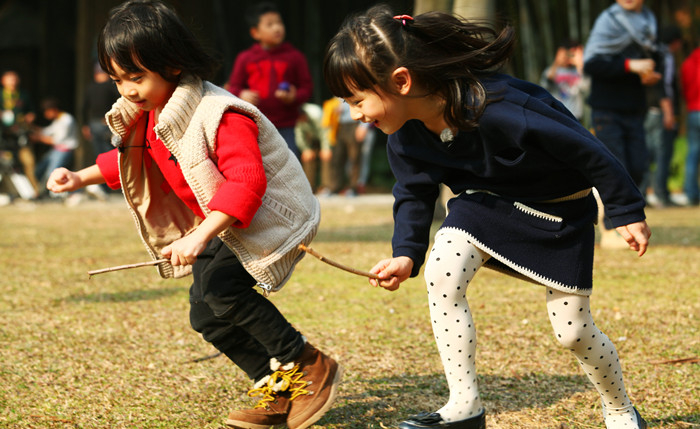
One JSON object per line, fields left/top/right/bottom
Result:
{"left": 105, "top": 75, "right": 319, "bottom": 292}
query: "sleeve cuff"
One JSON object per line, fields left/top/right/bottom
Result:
{"left": 393, "top": 246, "right": 423, "bottom": 277}
{"left": 95, "top": 149, "right": 121, "bottom": 190}
{"left": 208, "top": 181, "right": 263, "bottom": 229}
{"left": 607, "top": 210, "right": 646, "bottom": 229}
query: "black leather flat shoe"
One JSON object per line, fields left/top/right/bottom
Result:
{"left": 633, "top": 407, "right": 647, "bottom": 429}
{"left": 398, "top": 410, "right": 486, "bottom": 429}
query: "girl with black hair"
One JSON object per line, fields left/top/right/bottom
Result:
{"left": 47, "top": 1, "right": 341, "bottom": 428}
{"left": 324, "top": 5, "right": 649, "bottom": 429}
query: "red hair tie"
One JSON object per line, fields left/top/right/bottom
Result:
{"left": 393, "top": 14, "right": 414, "bottom": 27}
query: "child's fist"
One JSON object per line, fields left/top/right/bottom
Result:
{"left": 46, "top": 168, "right": 80, "bottom": 193}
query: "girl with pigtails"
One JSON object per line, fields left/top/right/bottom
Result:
{"left": 324, "top": 5, "right": 649, "bottom": 429}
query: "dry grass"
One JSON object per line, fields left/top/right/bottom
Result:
{"left": 0, "top": 195, "right": 698, "bottom": 428}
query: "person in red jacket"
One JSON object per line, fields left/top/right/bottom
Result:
{"left": 680, "top": 46, "right": 700, "bottom": 205}
{"left": 226, "top": 2, "right": 312, "bottom": 159}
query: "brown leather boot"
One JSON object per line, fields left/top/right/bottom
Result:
{"left": 285, "top": 342, "right": 343, "bottom": 429}
{"left": 225, "top": 368, "right": 292, "bottom": 429}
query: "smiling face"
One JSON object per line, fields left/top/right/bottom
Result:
{"left": 344, "top": 87, "right": 407, "bottom": 135}
{"left": 108, "top": 60, "right": 179, "bottom": 114}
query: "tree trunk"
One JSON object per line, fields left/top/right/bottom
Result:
{"left": 413, "top": 0, "right": 451, "bottom": 14}
{"left": 517, "top": 0, "right": 540, "bottom": 82}
{"left": 452, "top": 0, "right": 494, "bottom": 19}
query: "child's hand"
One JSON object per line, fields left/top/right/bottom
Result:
{"left": 615, "top": 221, "right": 651, "bottom": 257}
{"left": 552, "top": 47, "right": 570, "bottom": 68}
{"left": 640, "top": 71, "right": 662, "bottom": 86}
{"left": 319, "top": 148, "right": 333, "bottom": 162}
{"left": 571, "top": 46, "right": 584, "bottom": 71}
{"left": 161, "top": 234, "right": 208, "bottom": 266}
{"left": 627, "top": 58, "right": 655, "bottom": 76}
{"left": 239, "top": 89, "right": 260, "bottom": 105}
{"left": 46, "top": 167, "right": 81, "bottom": 193}
{"left": 369, "top": 256, "right": 413, "bottom": 291}
{"left": 163, "top": 211, "right": 235, "bottom": 266}
{"left": 274, "top": 85, "right": 296, "bottom": 104}
{"left": 300, "top": 149, "right": 316, "bottom": 163}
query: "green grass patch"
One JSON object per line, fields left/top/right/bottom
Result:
{"left": 0, "top": 197, "right": 697, "bottom": 428}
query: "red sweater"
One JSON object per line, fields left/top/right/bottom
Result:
{"left": 227, "top": 42, "right": 312, "bottom": 128}
{"left": 96, "top": 110, "right": 266, "bottom": 228}
{"left": 682, "top": 48, "right": 700, "bottom": 112}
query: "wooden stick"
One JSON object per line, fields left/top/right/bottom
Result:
{"left": 88, "top": 258, "right": 169, "bottom": 278}
{"left": 298, "top": 243, "right": 380, "bottom": 280}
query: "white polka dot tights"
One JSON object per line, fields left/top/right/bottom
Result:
{"left": 547, "top": 288, "right": 639, "bottom": 428}
{"left": 425, "top": 229, "right": 640, "bottom": 428}
{"left": 424, "top": 230, "right": 488, "bottom": 422}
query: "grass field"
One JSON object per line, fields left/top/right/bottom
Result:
{"left": 0, "top": 194, "right": 698, "bottom": 428}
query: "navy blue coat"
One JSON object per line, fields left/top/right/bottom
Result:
{"left": 388, "top": 74, "right": 646, "bottom": 295}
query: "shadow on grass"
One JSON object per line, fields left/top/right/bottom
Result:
{"left": 318, "top": 372, "right": 590, "bottom": 427}
{"left": 61, "top": 286, "right": 185, "bottom": 304}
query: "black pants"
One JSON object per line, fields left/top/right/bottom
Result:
{"left": 189, "top": 238, "right": 304, "bottom": 381}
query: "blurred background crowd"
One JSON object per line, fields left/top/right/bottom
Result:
{"left": 1, "top": 0, "right": 699, "bottom": 209}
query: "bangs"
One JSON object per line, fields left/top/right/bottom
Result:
{"left": 323, "top": 35, "right": 378, "bottom": 98}
{"left": 98, "top": 22, "right": 147, "bottom": 77}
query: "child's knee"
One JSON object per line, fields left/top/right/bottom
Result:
{"left": 550, "top": 313, "right": 603, "bottom": 352}
{"left": 546, "top": 289, "right": 595, "bottom": 350}
{"left": 552, "top": 324, "right": 591, "bottom": 350}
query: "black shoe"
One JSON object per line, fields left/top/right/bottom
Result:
{"left": 604, "top": 406, "right": 647, "bottom": 429}
{"left": 633, "top": 407, "right": 647, "bottom": 429}
{"left": 399, "top": 410, "right": 486, "bottom": 429}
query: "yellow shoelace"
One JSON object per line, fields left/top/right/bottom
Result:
{"left": 248, "top": 382, "right": 278, "bottom": 409}
{"left": 247, "top": 363, "right": 310, "bottom": 408}
{"left": 281, "top": 363, "right": 311, "bottom": 401}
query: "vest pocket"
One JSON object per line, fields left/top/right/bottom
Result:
{"left": 259, "top": 194, "right": 295, "bottom": 226}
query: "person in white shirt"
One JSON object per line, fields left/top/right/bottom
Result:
{"left": 32, "top": 98, "right": 79, "bottom": 197}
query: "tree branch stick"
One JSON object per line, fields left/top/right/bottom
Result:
{"left": 88, "top": 259, "right": 170, "bottom": 278}
{"left": 298, "top": 244, "right": 380, "bottom": 280}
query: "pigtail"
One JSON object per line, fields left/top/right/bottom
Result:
{"left": 324, "top": 4, "right": 515, "bottom": 131}
{"left": 400, "top": 12, "right": 515, "bottom": 130}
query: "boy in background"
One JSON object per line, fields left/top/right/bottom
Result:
{"left": 226, "top": 2, "right": 312, "bottom": 158}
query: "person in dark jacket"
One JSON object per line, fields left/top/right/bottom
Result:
{"left": 584, "top": 0, "right": 661, "bottom": 247}
{"left": 324, "top": 5, "right": 650, "bottom": 429}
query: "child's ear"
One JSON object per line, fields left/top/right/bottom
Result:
{"left": 250, "top": 27, "right": 261, "bottom": 41}
{"left": 391, "top": 67, "right": 412, "bottom": 95}
{"left": 165, "top": 68, "right": 182, "bottom": 80}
